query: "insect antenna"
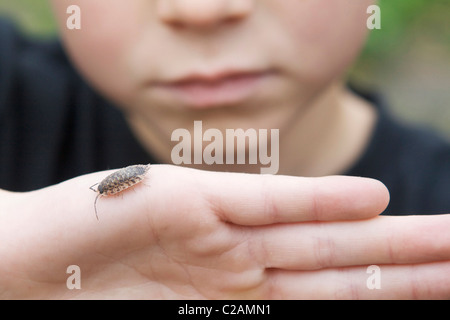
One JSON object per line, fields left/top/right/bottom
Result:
{"left": 90, "top": 183, "right": 99, "bottom": 192}
{"left": 94, "top": 193, "right": 101, "bottom": 220}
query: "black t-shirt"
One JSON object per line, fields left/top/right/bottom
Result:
{"left": 1, "top": 19, "right": 449, "bottom": 215}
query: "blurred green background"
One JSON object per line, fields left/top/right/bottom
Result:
{"left": 0, "top": 0, "right": 449, "bottom": 137}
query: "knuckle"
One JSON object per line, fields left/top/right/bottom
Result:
{"left": 259, "top": 176, "right": 279, "bottom": 223}
{"left": 312, "top": 229, "right": 337, "bottom": 269}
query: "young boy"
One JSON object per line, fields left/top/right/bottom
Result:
{"left": 0, "top": 0, "right": 449, "bottom": 299}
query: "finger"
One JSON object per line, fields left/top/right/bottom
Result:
{"left": 268, "top": 261, "right": 450, "bottom": 299}
{"left": 202, "top": 173, "right": 389, "bottom": 225}
{"left": 253, "top": 215, "right": 450, "bottom": 270}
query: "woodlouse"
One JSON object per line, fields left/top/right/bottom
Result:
{"left": 89, "top": 164, "right": 151, "bottom": 220}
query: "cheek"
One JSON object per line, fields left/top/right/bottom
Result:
{"left": 52, "top": 0, "right": 144, "bottom": 105}
{"left": 276, "top": 0, "right": 371, "bottom": 82}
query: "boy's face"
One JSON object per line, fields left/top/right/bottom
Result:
{"left": 51, "top": 0, "right": 373, "bottom": 133}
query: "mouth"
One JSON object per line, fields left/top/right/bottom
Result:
{"left": 151, "top": 69, "right": 276, "bottom": 109}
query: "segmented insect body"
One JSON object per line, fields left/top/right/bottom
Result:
{"left": 90, "top": 164, "right": 151, "bottom": 220}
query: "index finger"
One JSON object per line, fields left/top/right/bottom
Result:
{"left": 202, "top": 173, "right": 389, "bottom": 225}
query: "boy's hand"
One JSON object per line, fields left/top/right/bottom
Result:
{"left": 0, "top": 165, "right": 449, "bottom": 299}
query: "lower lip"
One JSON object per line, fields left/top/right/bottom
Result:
{"left": 154, "top": 72, "right": 273, "bottom": 109}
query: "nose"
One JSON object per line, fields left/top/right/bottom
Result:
{"left": 156, "top": 0, "right": 254, "bottom": 28}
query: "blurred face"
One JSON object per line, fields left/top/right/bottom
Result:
{"left": 51, "top": 0, "right": 373, "bottom": 157}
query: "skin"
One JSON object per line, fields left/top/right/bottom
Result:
{"left": 1, "top": 167, "right": 450, "bottom": 299}
{"left": 0, "top": 0, "right": 449, "bottom": 299}
{"left": 53, "top": 0, "right": 376, "bottom": 176}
